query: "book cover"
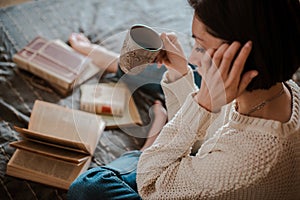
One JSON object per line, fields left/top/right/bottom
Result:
{"left": 12, "top": 36, "right": 100, "bottom": 95}
{"left": 6, "top": 100, "right": 106, "bottom": 190}
{"left": 80, "top": 83, "right": 126, "bottom": 116}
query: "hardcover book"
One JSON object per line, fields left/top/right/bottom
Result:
{"left": 80, "top": 83, "right": 143, "bottom": 129}
{"left": 12, "top": 36, "right": 100, "bottom": 95}
{"left": 6, "top": 100, "right": 105, "bottom": 190}
{"left": 80, "top": 83, "right": 127, "bottom": 116}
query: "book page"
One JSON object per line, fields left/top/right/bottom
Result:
{"left": 7, "top": 149, "right": 91, "bottom": 190}
{"left": 28, "top": 100, "right": 105, "bottom": 154}
{"left": 9, "top": 149, "right": 87, "bottom": 181}
{"left": 10, "top": 140, "right": 89, "bottom": 163}
{"left": 15, "top": 126, "right": 87, "bottom": 153}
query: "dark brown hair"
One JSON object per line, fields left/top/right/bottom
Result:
{"left": 189, "top": 0, "right": 300, "bottom": 90}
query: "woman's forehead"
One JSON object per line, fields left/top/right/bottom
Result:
{"left": 192, "top": 15, "right": 207, "bottom": 36}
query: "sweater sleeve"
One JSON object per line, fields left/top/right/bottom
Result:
{"left": 136, "top": 94, "right": 280, "bottom": 199}
{"left": 161, "top": 67, "right": 198, "bottom": 120}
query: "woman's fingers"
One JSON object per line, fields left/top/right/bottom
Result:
{"left": 218, "top": 42, "right": 241, "bottom": 76}
{"left": 164, "top": 32, "right": 179, "bottom": 45}
{"left": 156, "top": 50, "right": 169, "bottom": 64}
{"left": 230, "top": 41, "right": 252, "bottom": 77}
{"left": 196, "top": 40, "right": 254, "bottom": 110}
{"left": 161, "top": 33, "right": 181, "bottom": 57}
{"left": 159, "top": 32, "right": 188, "bottom": 77}
{"left": 237, "top": 70, "right": 258, "bottom": 95}
{"left": 212, "top": 43, "right": 229, "bottom": 69}
{"left": 221, "top": 41, "right": 255, "bottom": 99}
{"left": 198, "top": 48, "right": 215, "bottom": 75}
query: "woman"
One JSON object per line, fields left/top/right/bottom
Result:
{"left": 68, "top": 0, "right": 300, "bottom": 199}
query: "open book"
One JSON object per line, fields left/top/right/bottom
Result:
{"left": 6, "top": 100, "right": 105, "bottom": 190}
{"left": 13, "top": 36, "right": 101, "bottom": 95}
{"left": 80, "top": 83, "right": 143, "bottom": 129}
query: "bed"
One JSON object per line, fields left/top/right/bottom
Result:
{"left": 0, "top": 0, "right": 194, "bottom": 199}
{"left": 1, "top": 0, "right": 299, "bottom": 199}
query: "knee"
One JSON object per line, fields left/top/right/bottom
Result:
{"left": 67, "top": 167, "right": 116, "bottom": 200}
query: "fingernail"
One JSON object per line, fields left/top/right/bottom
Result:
{"left": 246, "top": 41, "right": 252, "bottom": 47}
{"left": 71, "top": 33, "right": 78, "bottom": 39}
{"left": 251, "top": 71, "right": 258, "bottom": 78}
{"left": 154, "top": 100, "right": 161, "bottom": 104}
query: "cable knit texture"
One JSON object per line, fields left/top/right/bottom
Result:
{"left": 137, "top": 69, "right": 300, "bottom": 200}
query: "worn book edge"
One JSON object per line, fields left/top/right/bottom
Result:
{"left": 7, "top": 149, "right": 91, "bottom": 190}
{"left": 7, "top": 100, "right": 105, "bottom": 190}
{"left": 14, "top": 126, "right": 89, "bottom": 153}
{"left": 10, "top": 140, "right": 89, "bottom": 164}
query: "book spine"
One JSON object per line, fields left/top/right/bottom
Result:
{"left": 13, "top": 54, "right": 30, "bottom": 71}
{"left": 29, "top": 62, "right": 72, "bottom": 90}
{"left": 96, "top": 105, "right": 113, "bottom": 116}
{"left": 80, "top": 102, "right": 123, "bottom": 117}
{"left": 80, "top": 103, "right": 96, "bottom": 113}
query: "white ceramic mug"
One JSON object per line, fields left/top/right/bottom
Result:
{"left": 119, "top": 24, "right": 163, "bottom": 74}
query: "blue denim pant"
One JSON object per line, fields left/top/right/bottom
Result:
{"left": 67, "top": 150, "right": 142, "bottom": 200}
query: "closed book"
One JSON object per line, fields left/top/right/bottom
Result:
{"left": 80, "top": 83, "right": 126, "bottom": 117}
{"left": 80, "top": 83, "right": 143, "bottom": 129}
{"left": 13, "top": 36, "right": 100, "bottom": 95}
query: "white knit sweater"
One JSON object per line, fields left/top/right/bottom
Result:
{"left": 136, "top": 68, "right": 300, "bottom": 200}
